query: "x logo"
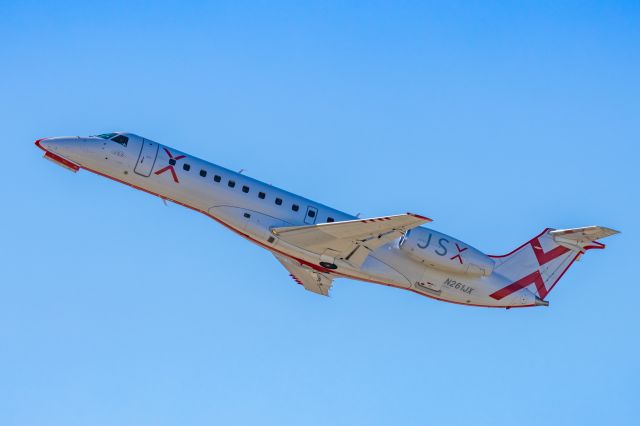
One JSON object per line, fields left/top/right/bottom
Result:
{"left": 154, "top": 148, "right": 186, "bottom": 183}
{"left": 450, "top": 243, "right": 467, "bottom": 264}
{"left": 489, "top": 237, "right": 570, "bottom": 300}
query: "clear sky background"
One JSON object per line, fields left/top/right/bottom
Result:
{"left": 1, "top": 1, "right": 638, "bottom": 425}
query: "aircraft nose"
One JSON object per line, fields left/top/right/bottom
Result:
{"left": 34, "top": 136, "right": 77, "bottom": 153}
{"left": 35, "top": 138, "right": 52, "bottom": 151}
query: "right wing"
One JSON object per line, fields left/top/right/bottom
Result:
{"left": 271, "top": 213, "right": 431, "bottom": 268}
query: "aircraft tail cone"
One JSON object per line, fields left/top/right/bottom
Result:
{"left": 535, "top": 296, "right": 549, "bottom": 307}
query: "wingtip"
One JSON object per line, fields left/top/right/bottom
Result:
{"left": 604, "top": 227, "right": 621, "bottom": 236}
{"left": 407, "top": 212, "right": 433, "bottom": 222}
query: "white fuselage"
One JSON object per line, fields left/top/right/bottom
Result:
{"left": 36, "top": 133, "right": 539, "bottom": 308}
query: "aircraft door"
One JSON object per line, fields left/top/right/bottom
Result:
{"left": 134, "top": 139, "right": 159, "bottom": 177}
{"left": 304, "top": 206, "right": 318, "bottom": 224}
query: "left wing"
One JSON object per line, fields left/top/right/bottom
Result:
{"left": 274, "top": 254, "right": 333, "bottom": 296}
{"left": 271, "top": 213, "right": 431, "bottom": 268}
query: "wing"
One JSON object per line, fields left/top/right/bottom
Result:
{"left": 274, "top": 254, "right": 334, "bottom": 296}
{"left": 271, "top": 213, "right": 431, "bottom": 268}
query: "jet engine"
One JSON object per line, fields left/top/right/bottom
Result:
{"left": 399, "top": 227, "right": 494, "bottom": 277}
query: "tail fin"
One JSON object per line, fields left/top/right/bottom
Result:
{"left": 489, "top": 226, "right": 619, "bottom": 301}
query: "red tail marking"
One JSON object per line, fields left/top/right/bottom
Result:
{"left": 450, "top": 243, "right": 468, "bottom": 264}
{"left": 490, "top": 270, "right": 549, "bottom": 300}
{"left": 492, "top": 235, "right": 573, "bottom": 300}
{"left": 532, "top": 237, "right": 569, "bottom": 266}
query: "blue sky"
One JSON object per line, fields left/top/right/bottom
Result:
{"left": 1, "top": 1, "right": 638, "bottom": 425}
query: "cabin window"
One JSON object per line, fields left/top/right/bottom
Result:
{"left": 258, "top": 192, "right": 265, "bottom": 199}
{"left": 200, "top": 170, "right": 207, "bottom": 177}
{"left": 214, "top": 175, "right": 221, "bottom": 182}
{"left": 327, "top": 217, "right": 335, "bottom": 222}
{"left": 243, "top": 212, "right": 251, "bottom": 218}
{"left": 228, "top": 180, "right": 236, "bottom": 188}
{"left": 308, "top": 210, "right": 316, "bottom": 218}
{"left": 111, "top": 135, "right": 128, "bottom": 146}
{"left": 292, "top": 204, "right": 299, "bottom": 212}
{"left": 169, "top": 159, "right": 176, "bottom": 166}
{"left": 183, "top": 164, "right": 191, "bottom": 171}
{"left": 242, "top": 185, "right": 250, "bottom": 193}
{"left": 275, "top": 198, "right": 282, "bottom": 205}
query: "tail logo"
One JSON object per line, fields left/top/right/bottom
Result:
{"left": 154, "top": 148, "right": 186, "bottom": 183}
{"left": 490, "top": 237, "right": 570, "bottom": 300}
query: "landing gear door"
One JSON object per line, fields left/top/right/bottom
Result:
{"left": 134, "top": 139, "right": 159, "bottom": 177}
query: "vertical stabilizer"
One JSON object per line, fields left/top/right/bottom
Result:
{"left": 488, "top": 226, "right": 618, "bottom": 301}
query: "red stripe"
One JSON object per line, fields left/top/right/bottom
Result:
{"left": 61, "top": 159, "right": 535, "bottom": 309}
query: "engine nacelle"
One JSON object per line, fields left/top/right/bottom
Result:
{"left": 399, "top": 227, "right": 494, "bottom": 277}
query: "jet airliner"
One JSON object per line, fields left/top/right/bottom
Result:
{"left": 35, "top": 133, "right": 618, "bottom": 308}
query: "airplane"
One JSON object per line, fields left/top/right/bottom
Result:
{"left": 35, "top": 132, "right": 619, "bottom": 308}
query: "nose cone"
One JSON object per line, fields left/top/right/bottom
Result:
{"left": 35, "top": 137, "right": 66, "bottom": 152}
{"left": 35, "top": 137, "right": 51, "bottom": 151}
{"left": 35, "top": 136, "right": 88, "bottom": 167}
{"left": 35, "top": 136, "right": 81, "bottom": 155}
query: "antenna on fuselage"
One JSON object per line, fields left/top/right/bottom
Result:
{"left": 238, "top": 168, "right": 245, "bottom": 174}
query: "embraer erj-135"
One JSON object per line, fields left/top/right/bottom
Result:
{"left": 35, "top": 133, "right": 618, "bottom": 308}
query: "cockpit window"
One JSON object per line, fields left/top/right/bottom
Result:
{"left": 95, "top": 133, "right": 117, "bottom": 139}
{"left": 111, "top": 135, "right": 128, "bottom": 146}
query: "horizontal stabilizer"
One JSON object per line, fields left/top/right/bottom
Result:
{"left": 550, "top": 226, "right": 620, "bottom": 251}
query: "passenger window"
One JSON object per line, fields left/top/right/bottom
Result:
{"left": 275, "top": 198, "right": 282, "bottom": 205}
{"left": 292, "top": 204, "right": 299, "bottom": 212}
{"left": 242, "top": 185, "right": 249, "bottom": 193}
{"left": 111, "top": 135, "right": 128, "bottom": 146}
{"left": 200, "top": 170, "right": 207, "bottom": 177}
{"left": 183, "top": 164, "right": 191, "bottom": 171}
{"left": 327, "top": 217, "right": 335, "bottom": 222}
{"left": 308, "top": 210, "right": 316, "bottom": 218}
{"left": 228, "top": 180, "right": 236, "bottom": 188}
{"left": 258, "top": 192, "right": 265, "bottom": 199}
{"left": 214, "top": 175, "right": 221, "bottom": 182}
{"left": 169, "top": 159, "right": 176, "bottom": 166}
